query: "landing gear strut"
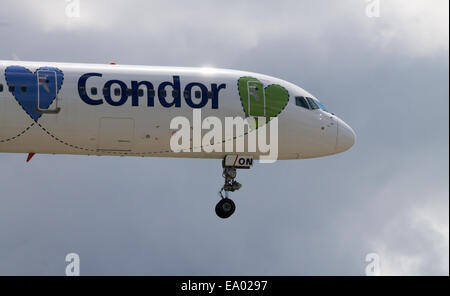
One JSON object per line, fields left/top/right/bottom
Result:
{"left": 215, "top": 156, "right": 252, "bottom": 219}
{"left": 216, "top": 167, "right": 241, "bottom": 219}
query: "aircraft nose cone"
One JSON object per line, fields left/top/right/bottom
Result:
{"left": 336, "top": 118, "right": 355, "bottom": 153}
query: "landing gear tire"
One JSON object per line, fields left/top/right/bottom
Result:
{"left": 215, "top": 198, "right": 236, "bottom": 219}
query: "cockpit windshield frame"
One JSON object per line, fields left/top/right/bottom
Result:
{"left": 295, "top": 96, "right": 329, "bottom": 113}
{"left": 315, "top": 100, "right": 329, "bottom": 112}
{"left": 305, "top": 97, "right": 320, "bottom": 110}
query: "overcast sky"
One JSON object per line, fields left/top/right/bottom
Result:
{"left": 0, "top": 0, "right": 448, "bottom": 275}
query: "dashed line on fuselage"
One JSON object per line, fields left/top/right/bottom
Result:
{"left": 0, "top": 123, "right": 35, "bottom": 143}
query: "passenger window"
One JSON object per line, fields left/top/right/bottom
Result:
{"left": 79, "top": 86, "right": 86, "bottom": 95}
{"left": 91, "top": 87, "right": 97, "bottom": 95}
{"left": 0, "top": 84, "right": 3, "bottom": 92}
{"left": 172, "top": 90, "right": 178, "bottom": 97}
{"left": 295, "top": 96, "right": 310, "bottom": 109}
{"left": 114, "top": 88, "right": 121, "bottom": 96}
{"left": 195, "top": 91, "right": 201, "bottom": 98}
{"left": 138, "top": 89, "right": 144, "bottom": 97}
{"left": 306, "top": 97, "right": 320, "bottom": 110}
{"left": 20, "top": 85, "right": 27, "bottom": 93}
{"left": 159, "top": 90, "right": 167, "bottom": 97}
{"left": 9, "top": 85, "right": 15, "bottom": 92}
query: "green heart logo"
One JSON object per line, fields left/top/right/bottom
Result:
{"left": 238, "top": 76, "right": 289, "bottom": 128}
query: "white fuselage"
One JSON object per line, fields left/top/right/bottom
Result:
{"left": 0, "top": 61, "right": 355, "bottom": 160}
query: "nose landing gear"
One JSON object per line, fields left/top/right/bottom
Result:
{"left": 216, "top": 167, "right": 241, "bottom": 219}
{"left": 215, "top": 156, "right": 253, "bottom": 219}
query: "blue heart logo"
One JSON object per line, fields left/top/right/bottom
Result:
{"left": 5, "top": 66, "right": 64, "bottom": 122}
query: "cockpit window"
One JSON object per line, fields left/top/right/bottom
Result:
{"left": 306, "top": 97, "right": 320, "bottom": 110}
{"left": 296, "top": 96, "right": 329, "bottom": 112}
{"left": 295, "top": 96, "right": 310, "bottom": 109}
{"left": 315, "top": 100, "right": 328, "bottom": 112}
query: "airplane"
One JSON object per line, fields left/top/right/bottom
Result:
{"left": 0, "top": 60, "right": 355, "bottom": 219}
